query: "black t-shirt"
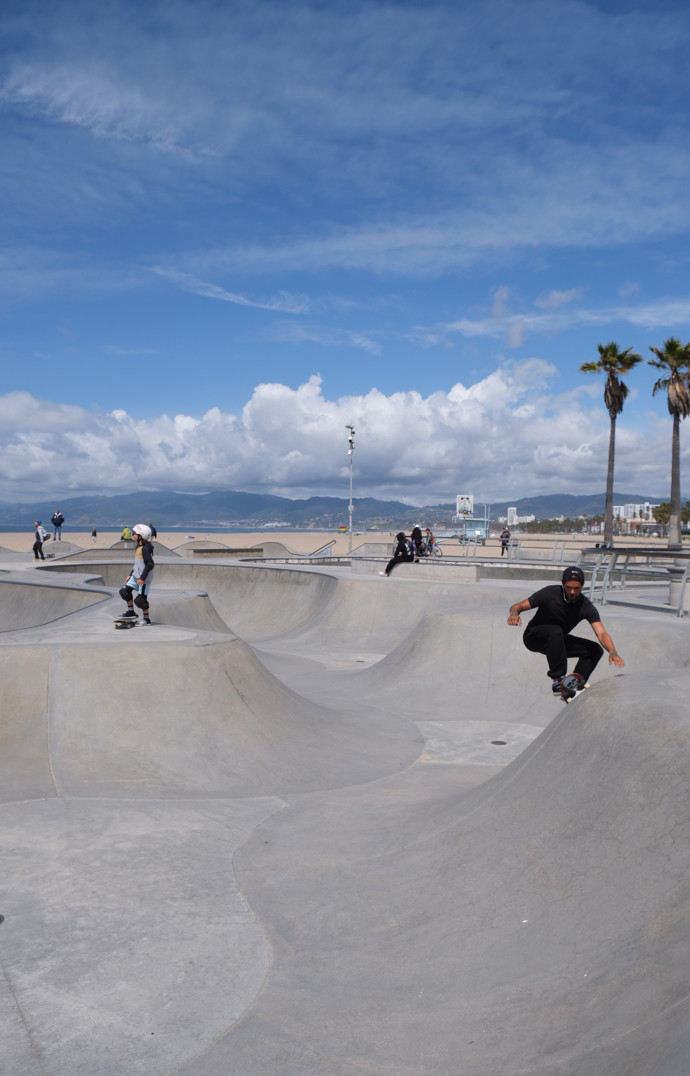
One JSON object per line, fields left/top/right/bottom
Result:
{"left": 524, "top": 585, "right": 601, "bottom": 634}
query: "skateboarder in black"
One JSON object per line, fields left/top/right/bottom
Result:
{"left": 507, "top": 566, "right": 625, "bottom": 693}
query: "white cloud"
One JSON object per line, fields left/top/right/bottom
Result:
{"left": 0, "top": 365, "right": 680, "bottom": 504}
{"left": 535, "top": 288, "right": 584, "bottom": 309}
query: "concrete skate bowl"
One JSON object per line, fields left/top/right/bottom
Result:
{"left": 0, "top": 635, "right": 421, "bottom": 803}
{"left": 45, "top": 559, "right": 342, "bottom": 638}
{"left": 307, "top": 600, "right": 690, "bottom": 722}
{"left": 0, "top": 577, "right": 110, "bottom": 631}
{"left": 3, "top": 563, "right": 690, "bottom": 1075}
{"left": 58, "top": 545, "right": 182, "bottom": 561}
{"left": 172, "top": 538, "right": 238, "bottom": 556}
{"left": 215, "top": 671, "right": 690, "bottom": 1076}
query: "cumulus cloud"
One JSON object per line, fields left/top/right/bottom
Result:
{"left": 0, "top": 364, "right": 679, "bottom": 504}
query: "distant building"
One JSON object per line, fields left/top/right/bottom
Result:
{"left": 613, "top": 503, "right": 658, "bottom": 522}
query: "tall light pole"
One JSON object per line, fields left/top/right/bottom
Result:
{"left": 346, "top": 424, "right": 355, "bottom": 552}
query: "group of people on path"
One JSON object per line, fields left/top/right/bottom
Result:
{"left": 380, "top": 526, "right": 437, "bottom": 577}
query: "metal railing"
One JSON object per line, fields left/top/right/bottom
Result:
{"left": 580, "top": 546, "right": 690, "bottom": 617}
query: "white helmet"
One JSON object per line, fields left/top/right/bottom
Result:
{"left": 132, "top": 523, "right": 153, "bottom": 541}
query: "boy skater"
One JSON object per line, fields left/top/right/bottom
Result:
{"left": 119, "top": 524, "right": 155, "bottom": 624}
{"left": 507, "top": 566, "right": 625, "bottom": 693}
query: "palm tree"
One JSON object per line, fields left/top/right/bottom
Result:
{"left": 649, "top": 336, "right": 690, "bottom": 549}
{"left": 580, "top": 342, "right": 643, "bottom": 545}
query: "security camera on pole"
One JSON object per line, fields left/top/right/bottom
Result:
{"left": 346, "top": 425, "right": 355, "bottom": 553}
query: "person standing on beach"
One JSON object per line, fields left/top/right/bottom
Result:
{"left": 91, "top": 526, "right": 98, "bottom": 543}
{"left": 51, "top": 509, "right": 64, "bottom": 541}
{"left": 33, "top": 521, "right": 49, "bottom": 560}
{"left": 500, "top": 527, "right": 511, "bottom": 556}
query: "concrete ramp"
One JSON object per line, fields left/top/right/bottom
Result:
{"left": 0, "top": 634, "right": 421, "bottom": 802}
{"left": 318, "top": 604, "right": 690, "bottom": 720}
{"left": 0, "top": 577, "right": 109, "bottom": 630}
{"left": 198, "top": 671, "right": 690, "bottom": 1076}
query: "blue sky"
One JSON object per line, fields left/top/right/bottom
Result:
{"left": 2, "top": 0, "right": 690, "bottom": 505}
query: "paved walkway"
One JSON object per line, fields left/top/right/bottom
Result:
{"left": 1, "top": 550, "right": 689, "bottom": 1075}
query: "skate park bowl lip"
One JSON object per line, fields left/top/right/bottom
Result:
{"left": 1, "top": 555, "right": 690, "bottom": 1075}
{"left": 0, "top": 576, "right": 110, "bottom": 631}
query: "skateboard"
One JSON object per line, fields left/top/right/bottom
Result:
{"left": 113, "top": 615, "right": 152, "bottom": 628}
{"left": 560, "top": 672, "right": 588, "bottom": 703}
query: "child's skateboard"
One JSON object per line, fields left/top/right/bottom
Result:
{"left": 560, "top": 672, "right": 588, "bottom": 703}
{"left": 114, "top": 615, "right": 152, "bottom": 629}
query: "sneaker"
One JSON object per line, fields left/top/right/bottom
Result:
{"left": 142, "top": 617, "right": 152, "bottom": 625}
{"left": 551, "top": 678, "right": 563, "bottom": 695}
{"left": 121, "top": 609, "right": 138, "bottom": 619}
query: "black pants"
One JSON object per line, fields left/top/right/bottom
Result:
{"left": 385, "top": 551, "right": 414, "bottom": 575}
{"left": 33, "top": 539, "right": 45, "bottom": 560}
{"left": 523, "top": 625, "right": 603, "bottom": 681}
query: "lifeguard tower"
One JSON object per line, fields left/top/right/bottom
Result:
{"left": 454, "top": 494, "right": 490, "bottom": 544}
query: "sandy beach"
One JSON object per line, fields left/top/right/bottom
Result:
{"left": 2, "top": 528, "right": 646, "bottom": 558}
{"left": 3, "top": 529, "right": 394, "bottom": 556}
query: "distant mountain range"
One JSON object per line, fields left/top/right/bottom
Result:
{"left": 0, "top": 489, "right": 668, "bottom": 527}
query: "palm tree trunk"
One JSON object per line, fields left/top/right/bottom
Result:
{"left": 604, "top": 413, "right": 616, "bottom": 545}
{"left": 669, "top": 411, "right": 682, "bottom": 549}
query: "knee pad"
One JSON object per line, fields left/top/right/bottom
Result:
{"left": 133, "top": 592, "right": 148, "bottom": 610}
{"left": 119, "top": 586, "right": 134, "bottom": 602}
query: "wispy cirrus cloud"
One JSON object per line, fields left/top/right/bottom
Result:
{"left": 443, "top": 295, "right": 690, "bottom": 346}
{"left": 5, "top": 2, "right": 690, "bottom": 268}
{"left": 149, "top": 267, "right": 310, "bottom": 314}
{"left": 267, "top": 322, "right": 382, "bottom": 356}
